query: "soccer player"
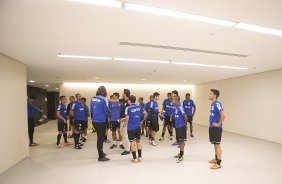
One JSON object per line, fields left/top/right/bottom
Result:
{"left": 81, "top": 97, "right": 89, "bottom": 142}
{"left": 159, "top": 93, "right": 173, "bottom": 141}
{"left": 208, "top": 89, "right": 226, "bottom": 169}
{"left": 125, "top": 95, "right": 147, "bottom": 163}
{"left": 56, "top": 96, "right": 69, "bottom": 148}
{"left": 183, "top": 93, "right": 196, "bottom": 137}
{"left": 67, "top": 96, "right": 75, "bottom": 138}
{"left": 145, "top": 95, "right": 153, "bottom": 138}
{"left": 149, "top": 92, "right": 164, "bottom": 146}
{"left": 27, "top": 95, "right": 43, "bottom": 146}
{"left": 119, "top": 89, "right": 131, "bottom": 155}
{"left": 138, "top": 97, "right": 146, "bottom": 135}
{"left": 109, "top": 92, "right": 125, "bottom": 149}
{"left": 171, "top": 90, "right": 179, "bottom": 146}
{"left": 91, "top": 86, "right": 110, "bottom": 161}
{"left": 172, "top": 95, "right": 188, "bottom": 163}
{"left": 70, "top": 93, "right": 86, "bottom": 149}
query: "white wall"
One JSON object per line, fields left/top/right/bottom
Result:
{"left": 194, "top": 69, "right": 282, "bottom": 144}
{"left": 60, "top": 83, "right": 194, "bottom": 109}
{"left": 0, "top": 53, "right": 28, "bottom": 174}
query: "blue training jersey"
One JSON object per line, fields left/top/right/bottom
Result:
{"left": 163, "top": 99, "right": 173, "bottom": 117}
{"left": 90, "top": 95, "right": 110, "bottom": 123}
{"left": 183, "top": 99, "right": 195, "bottom": 116}
{"left": 57, "top": 103, "right": 67, "bottom": 123}
{"left": 84, "top": 104, "right": 89, "bottom": 121}
{"left": 71, "top": 101, "right": 86, "bottom": 121}
{"left": 210, "top": 100, "right": 224, "bottom": 128}
{"left": 109, "top": 101, "right": 121, "bottom": 122}
{"left": 125, "top": 104, "right": 144, "bottom": 131}
{"left": 27, "top": 102, "right": 42, "bottom": 119}
{"left": 150, "top": 100, "right": 159, "bottom": 116}
{"left": 145, "top": 101, "right": 151, "bottom": 119}
{"left": 172, "top": 103, "right": 187, "bottom": 128}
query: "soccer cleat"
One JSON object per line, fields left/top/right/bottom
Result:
{"left": 98, "top": 157, "right": 110, "bottom": 162}
{"left": 56, "top": 144, "right": 64, "bottom": 148}
{"left": 119, "top": 144, "right": 125, "bottom": 149}
{"left": 210, "top": 164, "right": 222, "bottom": 169}
{"left": 177, "top": 155, "right": 184, "bottom": 163}
{"left": 138, "top": 157, "right": 143, "bottom": 162}
{"left": 110, "top": 144, "right": 117, "bottom": 149}
{"left": 78, "top": 143, "right": 84, "bottom": 147}
{"left": 74, "top": 145, "right": 82, "bottom": 149}
{"left": 159, "top": 137, "right": 164, "bottom": 141}
{"left": 121, "top": 151, "right": 130, "bottom": 155}
{"left": 208, "top": 159, "right": 217, "bottom": 163}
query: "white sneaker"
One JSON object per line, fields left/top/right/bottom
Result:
{"left": 56, "top": 144, "right": 64, "bottom": 148}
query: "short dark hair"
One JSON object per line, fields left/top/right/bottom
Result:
{"left": 110, "top": 95, "right": 114, "bottom": 99}
{"left": 153, "top": 92, "right": 160, "bottom": 98}
{"left": 167, "top": 92, "right": 172, "bottom": 96}
{"left": 96, "top": 86, "right": 107, "bottom": 97}
{"left": 124, "top": 89, "right": 130, "bottom": 97}
{"left": 128, "top": 95, "right": 136, "bottom": 103}
{"left": 81, "top": 97, "right": 86, "bottom": 102}
{"left": 186, "top": 93, "right": 190, "bottom": 97}
{"left": 210, "top": 89, "right": 220, "bottom": 99}
{"left": 113, "top": 92, "right": 120, "bottom": 98}
{"left": 29, "top": 95, "right": 36, "bottom": 100}
{"left": 59, "top": 95, "right": 66, "bottom": 100}
{"left": 70, "top": 96, "right": 75, "bottom": 99}
{"left": 75, "top": 93, "right": 80, "bottom": 98}
{"left": 172, "top": 90, "right": 178, "bottom": 95}
{"left": 139, "top": 97, "right": 144, "bottom": 101}
{"left": 173, "top": 95, "right": 180, "bottom": 102}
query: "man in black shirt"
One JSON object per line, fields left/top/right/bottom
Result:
{"left": 67, "top": 96, "right": 75, "bottom": 138}
{"left": 119, "top": 89, "right": 131, "bottom": 155}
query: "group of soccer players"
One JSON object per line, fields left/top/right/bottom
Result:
{"left": 27, "top": 87, "right": 225, "bottom": 169}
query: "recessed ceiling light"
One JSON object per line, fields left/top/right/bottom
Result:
{"left": 173, "top": 62, "right": 217, "bottom": 68}
{"left": 235, "top": 23, "right": 282, "bottom": 37}
{"left": 45, "top": 85, "right": 49, "bottom": 87}
{"left": 55, "top": 88, "right": 59, "bottom": 90}
{"left": 29, "top": 80, "right": 35, "bottom": 83}
{"left": 69, "top": 0, "right": 122, "bottom": 8}
{"left": 57, "top": 54, "right": 112, "bottom": 60}
{"left": 94, "top": 77, "right": 100, "bottom": 80}
{"left": 114, "top": 58, "right": 170, "bottom": 64}
{"left": 141, "top": 78, "right": 146, "bottom": 81}
{"left": 124, "top": 3, "right": 236, "bottom": 27}
{"left": 183, "top": 80, "right": 187, "bottom": 82}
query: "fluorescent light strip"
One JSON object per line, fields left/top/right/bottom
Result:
{"left": 57, "top": 54, "right": 112, "bottom": 60}
{"left": 218, "top": 65, "right": 248, "bottom": 70}
{"left": 235, "top": 23, "right": 282, "bottom": 37}
{"left": 29, "top": 80, "right": 35, "bottom": 83}
{"left": 114, "top": 58, "right": 170, "bottom": 64}
{"left": 69, "top": 0, "right": 122, "bottom": 8}
{"left": 125, "top": 3, "right": 236, "bottom": 27}
{"left": 173, "top": 61, "right": 217, "bottom": 68}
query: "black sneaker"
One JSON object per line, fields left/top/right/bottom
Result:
{"left": 78, "top": 143, "right": 84, "bottom": 147}
{"left": 121, "top": 150, "right": 130, "bottom": 155}
{"left": 110, "top": 144, "right": 117, "bottom": 149}
{"left": 74, "top": 145, "right": 82, "bottom": 149}
{"left": 119, "top": 144, "right": 125, "bottom": 149}
{"left": 98, "top": 157, "right": 110, "bottom": 162}
{"left": 82, "top": 137, "right": 87, "bottom": 142}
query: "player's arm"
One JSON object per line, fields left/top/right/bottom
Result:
{"left": 213, "top": 111, "right": 225, "bottom": 127}
{"left": 192, "top": 104, "right": 196, "bottom": 117}
{"left": 56, "top": 110, "right": 67, "bottom": 123}
{"left": 183, "top": 114, "right": 188, "bottom": 124}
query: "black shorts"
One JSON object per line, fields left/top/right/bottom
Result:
{"left": 128, "top": 127, "right": 141, "bottom": 142}
{"left": 106, "top": 121, "right": 110, "bottom": 129}
{"left": 69, "top": 117, "right": 74, "bottom": 125}
{"left": 146, "top": 118, "right": 152, "bottom": 127}
{"left": 164, "top": 116, "right": 172, "bottom": 126}
{"left": 187, "top": 116, "right": 193, "bottom": 124}
{"left": 151, "top": 116, "right": 159, "bottom": 132}
{"left": 176, "top": 126, "right": 187, "bottom": 142}
{"left": 81, "top": 120, "right": 88, "bottom": 130}
{"left": 58, "top": 121, "right": 68, "bottom": 133}
{"left": 209, "top": 127, "right": 222, "bottom": 144}
{"left": 74, "top": 120, "right": 83, "bottom": 131}
{"left": 111, "top": 121, "right": 120, "bottom": 131}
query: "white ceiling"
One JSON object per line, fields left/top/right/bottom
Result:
{"left": 0, "top": 0, "right": 282, "bottom": 91}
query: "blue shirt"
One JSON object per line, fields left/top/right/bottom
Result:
{"left": 109, "top": 102, "right": 121, "bottom": 122}
{"left": 210, "top": 100, "right": 224, "bottom": 128}
{"left": 140, "top": 103, "right": 146, "bottom": 121}
{"left": 163, "top": 99, "right": 173, "bottom": 117}
{"left": 71, "top": 101, "right": 86, "bottom": 121}
{"left": 27, "top": 102, "right": 42, "bottom": 119}
{"left": 145, "top": 101, "right": 151, "bottom": 119}
{"left": 90, "top": 95, "right": 110, "bottom": 123}
{"left": 125, "top": 104, "right": 144, "bottom": 131}
{"left": 150, "top": 100, "right": 159, "bottom": 116}
{"left": 183, "top": 99, "right": 195, "bottom": 116}
{"left": 84, "top": 104, "right": 89, "bottom": 121}
{"left": 172, "top": 103, "right": 187, "bottom": 128}
{"left": 57, "top": 103, "right": 67, "bottom": 123}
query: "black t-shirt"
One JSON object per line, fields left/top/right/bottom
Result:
{"left": 67, "top": 102, "right": 73, "bottom": 115}
{"left": 119, "top": 98, "right": 129, "bottom": 118}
